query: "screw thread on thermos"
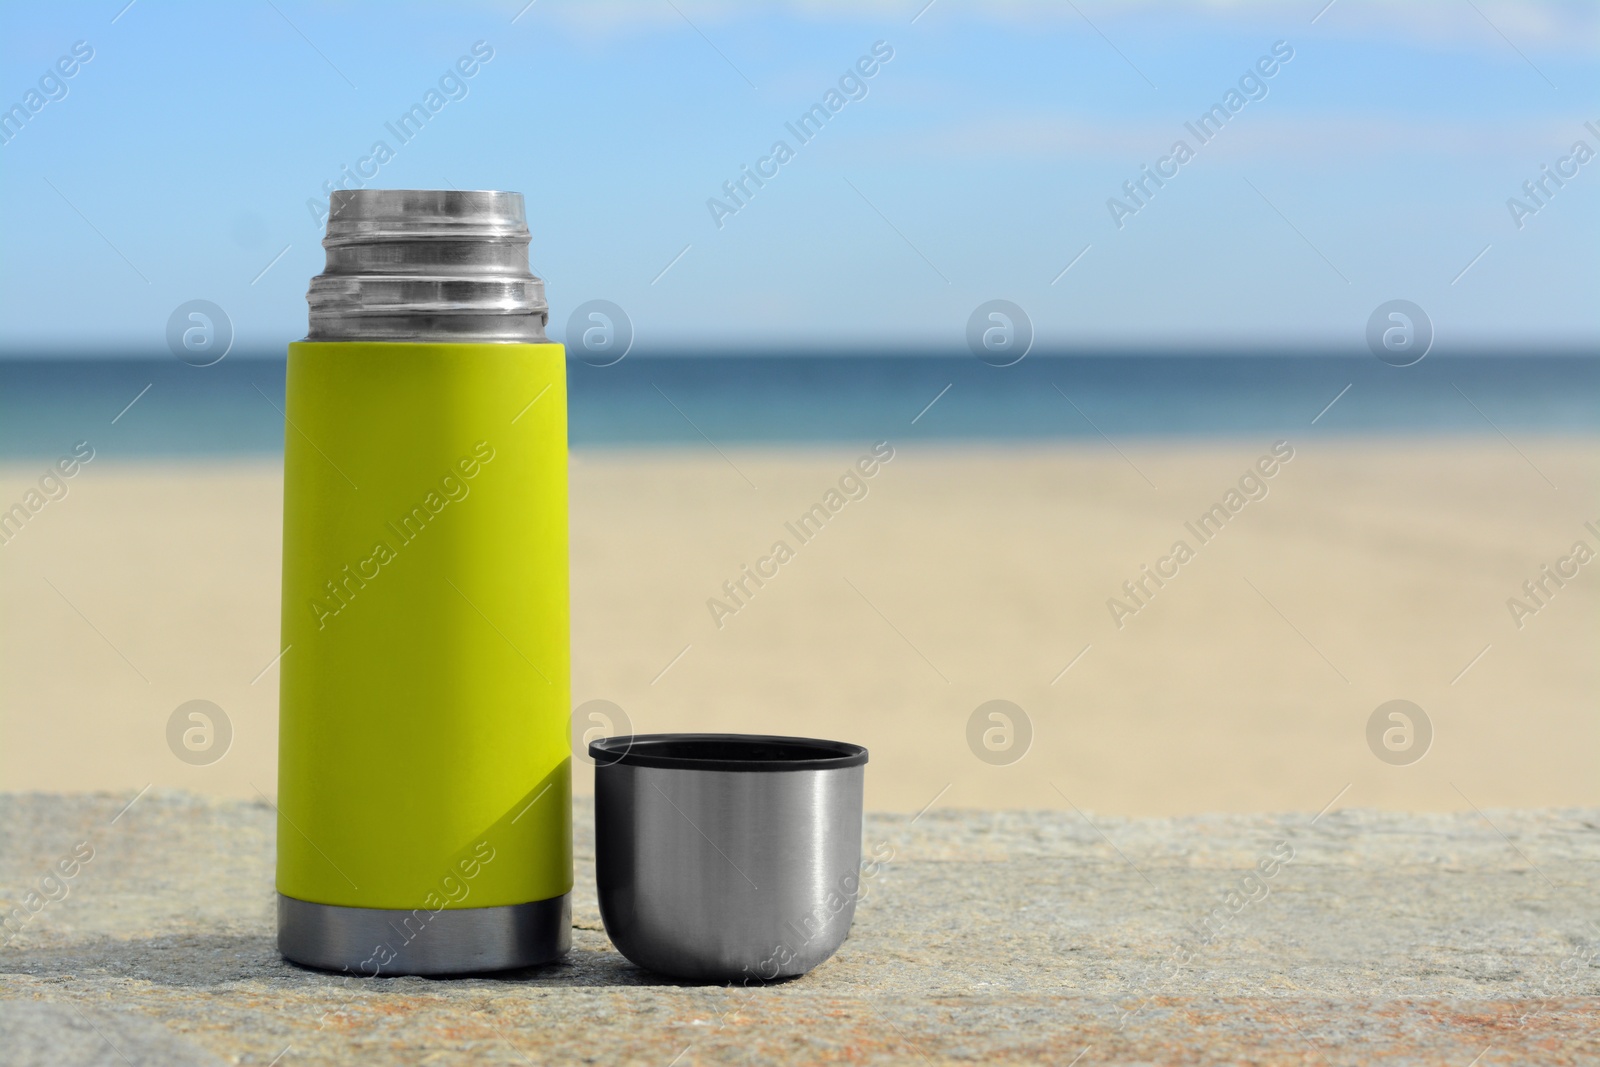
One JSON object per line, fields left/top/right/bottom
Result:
{"left": 276, "top": 190, "right": 571, "bottom": 975}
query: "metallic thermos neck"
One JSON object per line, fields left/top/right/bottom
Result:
{"left": 306, "top": 189, "right": 549, "bottom": 343}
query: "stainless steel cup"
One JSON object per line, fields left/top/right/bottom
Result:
{"left": 590, "top": 733, "right": 868, "bottom": 982}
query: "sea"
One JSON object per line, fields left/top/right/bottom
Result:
{"left": 1, "top": 352, "right": 1595, "bottom": 458}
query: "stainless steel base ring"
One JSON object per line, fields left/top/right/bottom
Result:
{"left": 278, "top": 892, "right": 570, "bottom": 976}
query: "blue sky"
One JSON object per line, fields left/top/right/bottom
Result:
{"left": 1, "top": 0, "right": 1596, "bottom": 353}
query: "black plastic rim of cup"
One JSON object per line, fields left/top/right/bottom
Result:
{"left": 588, "top": 733, "right": 868, "bottom": 772}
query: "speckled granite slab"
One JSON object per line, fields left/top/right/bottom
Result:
{"left": 2, "top": 792, "right": 1597, "bottom": 1065}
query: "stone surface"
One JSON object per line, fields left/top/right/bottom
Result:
{"left": 0, "top": 1000, "right": 227, "bottom": 1067}
{"left": 2, "top": 791, "right": 1598, "bottom": 1065}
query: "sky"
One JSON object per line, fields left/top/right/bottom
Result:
{"left": 1, "top": 0, "right": 1596, "bottom": 354}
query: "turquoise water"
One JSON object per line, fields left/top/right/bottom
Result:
{"left": 1, "top": 353, "right": 1594, "bottom": 458}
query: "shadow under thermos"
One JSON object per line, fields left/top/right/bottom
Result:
{"left": 274, "top": 189, "right": 571, "bottom": 975}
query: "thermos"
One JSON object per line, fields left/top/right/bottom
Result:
{"left": 275, "top": 189, "right": 571, "bottom": 975}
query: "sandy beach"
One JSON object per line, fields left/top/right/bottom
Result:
{"left": 2, "top": 437, "right": 1595, "bottom": 816}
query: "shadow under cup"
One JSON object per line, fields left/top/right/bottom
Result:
{"left": 589, "top": 733, "right": 869, "bottom": 983}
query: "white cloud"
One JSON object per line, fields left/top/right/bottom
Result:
{"left": 522, "top": 0, "right": 1598, "bottom": 52}
{"left": 845, "top": 112, "right": 1596, "bottom": 162}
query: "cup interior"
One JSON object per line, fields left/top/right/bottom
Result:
{"left": 589, "top": 733, "right": 867, "bottom": 771}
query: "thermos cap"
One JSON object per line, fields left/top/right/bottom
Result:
{"left": 307, "top": 189, "right": 549, "bottom": 343}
